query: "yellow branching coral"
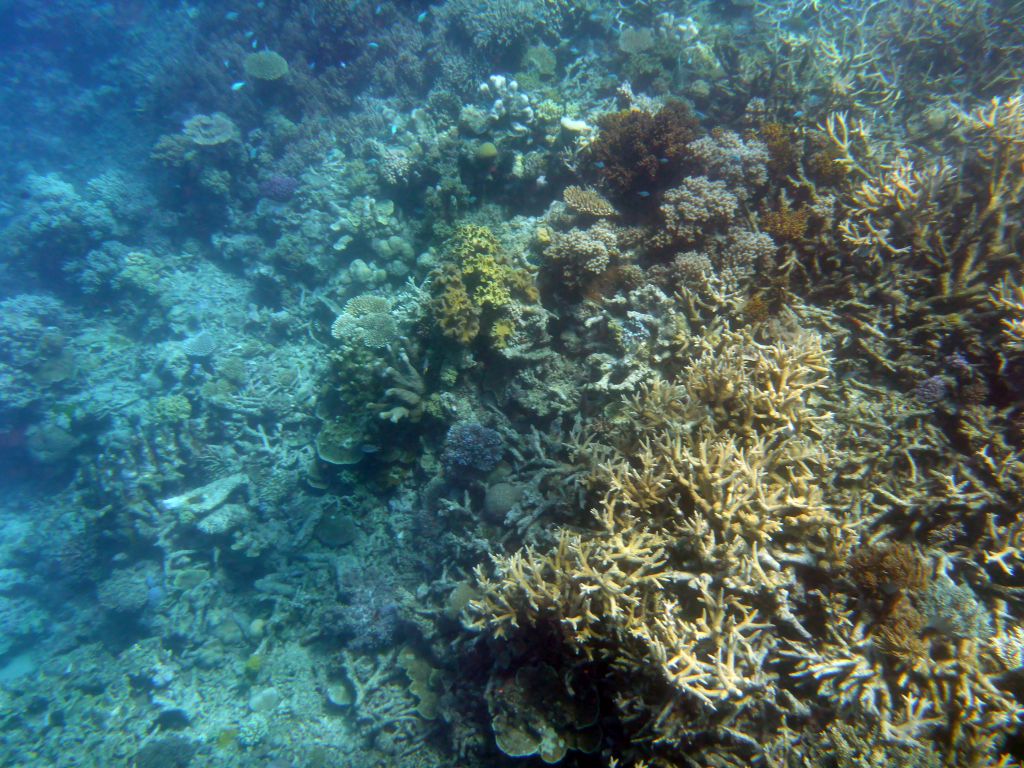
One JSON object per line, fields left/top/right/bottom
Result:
{"left": 467, "top": 299, "right": 1024, "bottom": 764}
{"left": 684, "top": 328, "right": 830, "bottom": 437}
{"left": 469, "top": 324, "right": 849, "bottom": 756}
{"left": 957, "top": 93, "right": 1024, "bottom": 215}
{"left": 990, "top": 271, "right": 1024, "bottom": 355}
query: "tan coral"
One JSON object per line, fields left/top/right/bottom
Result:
{"left": 563, "top": 185, "right": 617, "bottom": 217}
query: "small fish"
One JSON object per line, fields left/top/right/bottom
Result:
{"left": 223, "top": 58, "right": 230, "bottom": 67}
{"left": 390, "top": 123, "right": 399, "bottom": 135}
{"left": 417, "top": 11, "right": 428, "bottom": 22}
{"left": 244, "top": 30, "right": 254, "bottom": 37}
{"left": 594, "top": 161, "right": 605, "bottom": 169}
{"left": 308, "top": 61, "right": 316, "bottom": 69}
{"left": 339, "top": 61, "right": 347, "bottom": 68}
{"left": 367, "top": 41, "right": 379, "bottom": 50}
{"left": 637, "top": 190, "right": 651, "bottom": 198}
{"left": 251, "top": 39, "right": 258, "bottom": 48}
{"left": 225, "top": 11, "right": 239, "bottom": 21}
{"left": 231, "top": 81, "right": 247, "bottom": 91}
{"left": 375, "top": 4, "right": 382, "bottom": 12}
{"left": 658, "top": 157, "right": 669, "bottom": 164}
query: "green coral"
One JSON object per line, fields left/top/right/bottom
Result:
{"left": 149, "top": 394, "right": 192, "bottom": 424}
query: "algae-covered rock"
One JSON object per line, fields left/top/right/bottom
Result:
{"left": 26, "top": 418, "right": 81, "bottom": 463}
{"left": 485, "top": 662, "right": 601, "bottom": 764}
{"left": 397, "top": 645, "right": 441, "bottom": 720}
{"left": 315, "top": 420, "right": 364, "bottom": 466}
{"left": 314, "top": 509, "right": 358, "bottom": 548}
{"left": 445, "top": 580, "right": 480, "bottom": 620}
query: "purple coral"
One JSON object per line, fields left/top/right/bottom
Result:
{"left": 442, "top": 422, "right": 503, "bottom": 474}
{"left": 326, "top": 566, "right": 402, "bottom": 653}
{"left": 914, "top": 375, "right": 948, "bottom": 404}
{"left": 258, "top": 174, "right": 299, "bottom": 202}
{"left": 944, "top": 351, "right": 972, "bottom": 380}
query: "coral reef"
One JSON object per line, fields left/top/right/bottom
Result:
{"left": 4, "top": 2, "right": 1024, "bottom": 767}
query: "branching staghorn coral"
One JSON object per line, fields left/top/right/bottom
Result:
{"left": 812, "top": 95, "right": 1023, "bottom": 380}
{"left": 990, "top": 271, "right": 1024, "bottom": 356}
{"left": 469, "top": 324, "right": 851, "bottom": 762}
{"left": 468, "top": 297, "right": 1024, "bottom": 764}
{"left": 753, "top": 0, "right": 1024, "bottom": 117}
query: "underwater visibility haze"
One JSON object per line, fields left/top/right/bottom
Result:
{"left": 4, "top": 0, "right": 1024, "bottom": 765}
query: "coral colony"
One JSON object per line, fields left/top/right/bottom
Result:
{"left": 2, "top": 0, "right": 1024, "bottom": 766}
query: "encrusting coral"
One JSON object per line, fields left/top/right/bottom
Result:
{"left": 429, "top": 224, "right": 538, "bottom": 347}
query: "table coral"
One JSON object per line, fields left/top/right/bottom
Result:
{"left": 242, "top": 50, "right": 289, "bottom": 81}
{"left": 181, "top": 113, "right": 238, "bottom": 146}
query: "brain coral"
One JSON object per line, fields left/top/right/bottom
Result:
{"left": 330, "top": 294, "right": 400, "bottom": 348}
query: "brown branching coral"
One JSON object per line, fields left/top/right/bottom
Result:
{"left": 848, "top": 542, "right": 930, "bottom": 600}
{"left": 588, "top": 101, "right": 698, "bottom": 201}
{"left": 760, "top": 121, "right": 800, "bottom": 178}
{"left": 760, "top": 196, "right": 810, "bottom": 243}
